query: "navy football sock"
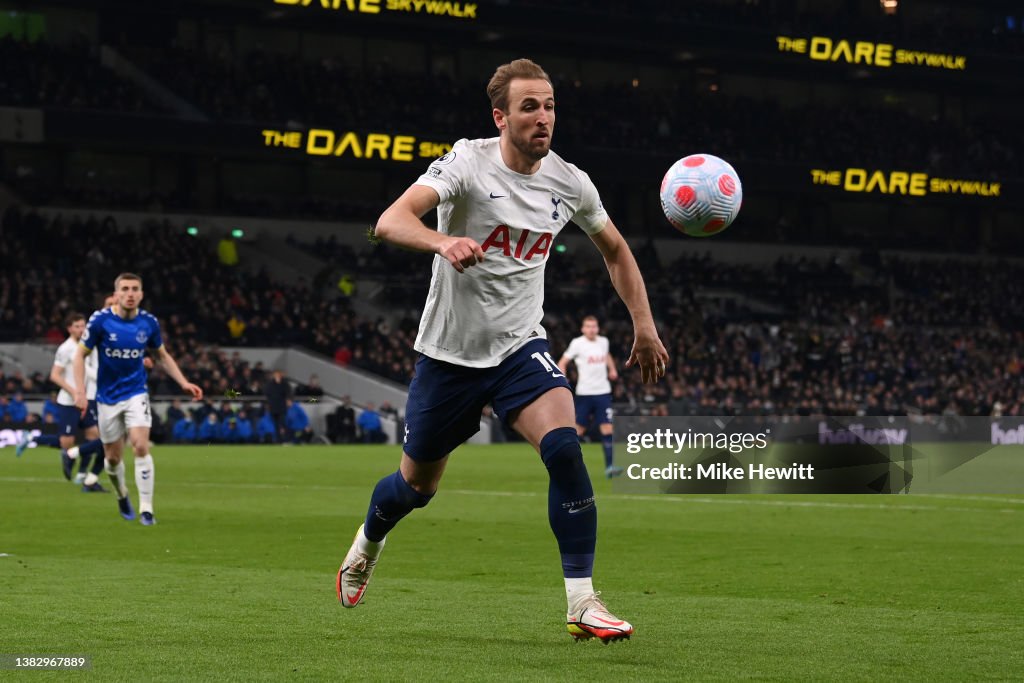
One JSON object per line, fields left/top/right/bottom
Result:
{"left": 540, "top": 426, "right": 596, "bottom": 578}
{"left": 601, "top": 434, "right": 614, "bottom": 469}
{"left": 89, "top": 442, "right": 106, "bottom": 475}
{"left": 79, "top": 439, "right": 103, "bottom": 457}
{"left": 77, "top": 439, "right": 104, "bottom": 473}
{"left": 363, "top": 470, "right": 433, "bottom": 543}
{"left": 35, "top": 435, "right": 60, "bottom": 448}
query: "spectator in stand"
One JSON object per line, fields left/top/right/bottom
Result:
{"left": 198, "top": 412, "right": 221, "bottom": 443}
{"left": 257, "top": 410, "right": 277, "bottom": 444}
{"left": 378, "top": 400, "right": 398, "bottom": 418}
{"left": 0, "top": 396, "right": 8, "bottom": 423}
{"left": 218, "top": 400, "right": 236, "bottom": 421}
{"left": 166, "top": 399, "right": 185, "bottom": 429}
{"left": 42, "top": 392, "right": 61, "bottom": 424}
{"left": 357, "top": 402, "right": 386, "bottom": 444}
{"left": 172, "top": 413, "right": 197, "bottom": 443}
{"left": 235, "top": 408, "right": 254, "bottom": 443}
{"left": 285, "top": 398, "right": 313, "bottom": 444}
{"left": 220, "top": 415, "right": 243, "bottom": 443}
{"left": 8, "top": 393, "right": 27, "bottom": 422}
{"left": 264, "top": 369, "right": 290, "bottom": 442}
{"left": 296, "top": 374, "right": 324, "bottom": 399}
{"left": 330, "top": 395, "right": 357, "bottom": 443}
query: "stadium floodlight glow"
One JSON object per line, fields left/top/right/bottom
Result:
{"left": 231, "top": 229, "right": 244, "bottom": 238}
{"left": 880, "top": 0, "right": 898, "bottom": 14}
{"left": 186, "top": 226, "right": 199, "bottom": 236}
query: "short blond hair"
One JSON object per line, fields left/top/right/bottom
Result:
{"left": 114, "top": 272, "right": 143, "bottom": 289}
{"left": 486, "top": 58, "right": 552, "bottom": 111}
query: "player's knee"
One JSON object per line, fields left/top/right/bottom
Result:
{"left": 540, "top": 426, "right": 584, "bottom": 469}
{"left": 392, "top": 471, "right": 433, "bottom": 509}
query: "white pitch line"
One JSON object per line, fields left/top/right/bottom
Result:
{"left": 0, "top": 476, "right": 1017, "bottom": 513}
{"left": 915, "top": 493, "right": 1024, "bottom": 505}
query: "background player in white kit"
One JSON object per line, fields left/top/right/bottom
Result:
{"left": 73, "top": 273, "right": 202, "bottom": 525}
{"left": 15, "top": 312, "right": 108, "bottom": 490}
{"left": 337, "top": 58, "right": 669, "bottom": 642}
{"left": 558, "top": 316, "right": 622, "bottom": 478}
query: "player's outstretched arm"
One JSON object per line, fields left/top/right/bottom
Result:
{"left": 557, "top": 354, "right": 571, "bottom": 376}
{"left": 72, "top": 345, "right": 90, "bottom": 414}
{"left": 156, "top": 346, "right": 203, "bottom": 400}
{"left": 588, "top": 219, "right": 669, "bottom": 384}
{"left": 375, "top": 185, "right": 484, "bottom": 273}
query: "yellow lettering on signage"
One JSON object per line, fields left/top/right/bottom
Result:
{"left": 875, "top": 43, "right": 892, "bottom": 66}
{"left": 810, "top": 169, "right": 841, "bottom": 186}
{"left": 392, "top": 135, "right": 415, "bottom": 161}
{"left": 418, "top": 141, "right": 452, "bottom": 157}
{"left": 889, "top": 171, "right": 908, "bottom": 194}
{"left": 809, "top": 36, "right": 831, "bottom": 61}
{"left": 864, "top": 170, "right": 887, "bottom": 193}
{"left": 776, "top": 36, "right": 808, "bottom": 53}
{"left": 853, "top": 41, "right": 873, "bottom": 64}
{"left": 360, "top": 0, "right": 381, "bottom": 13}
{"left": 831, "top": 39, "right": 853, "bottom": 63}
{"left": 789, "top": 35, "right": 961, "bottom": 70}
{"left": 844, "top": 168, "right": 867, "bottom": 192}
{"left": 909, "top": 173, "right": 927, "bottom": 196}
{"left": 306, "top": 128, "right": 335, "bottom": 155}
{"left": 364, "top": 133, "right": 390, "bottom": 159}
{"left": 334, "top": 131, "right": 364, "bottom": 157}
{"left": 262, "top": 129, "right": 302, "bottom": 148}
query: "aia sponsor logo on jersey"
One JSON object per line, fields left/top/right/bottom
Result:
{"left": 480, "top": 225, "right": 552, "bottom": 261}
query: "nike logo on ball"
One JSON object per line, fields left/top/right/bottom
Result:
{"left": 489, "top": 192, "right": 506, "bottom": 199}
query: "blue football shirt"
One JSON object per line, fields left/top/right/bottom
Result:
{"left": 81, "top": 307, "right": 163, "bottom": 404}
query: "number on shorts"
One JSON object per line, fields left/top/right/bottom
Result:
{"left": 531, "top": 351, "right": 565, "bottom": 378}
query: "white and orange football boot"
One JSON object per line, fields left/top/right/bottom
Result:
{"left": 567, "top": 592, "right": 634, "bottom": 643}
{"left": 336, "top": 524, "right": 384, "bottom": 608}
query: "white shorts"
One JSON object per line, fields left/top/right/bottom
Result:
{"left": 98, "top": 393, "right": 152, "bottom": 444}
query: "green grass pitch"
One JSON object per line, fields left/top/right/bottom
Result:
{"left": 1, "top": 444, "right": 1022, "bottom": 681}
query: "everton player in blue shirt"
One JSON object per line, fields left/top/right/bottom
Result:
{"left": 73, "top": 273, "right": 203, "bottom": 525}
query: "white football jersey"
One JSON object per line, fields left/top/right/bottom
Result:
{"left": 54, "top": 337, "right": 98, "bottom": 404}
{"left": 563, "top": 335, "right": 612, "bottom": 396}
{"left": 413, "top": 137, "right": 609, "bottom": 367}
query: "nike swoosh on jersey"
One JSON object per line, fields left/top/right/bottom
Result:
{"left": 489, "top": 192, "right": 506, "bottom": 199}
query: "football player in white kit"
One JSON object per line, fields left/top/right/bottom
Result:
{"left": 558, "top": 316, "right": 622, "bottom": 478}
{"left": 337, "top": 58, "right": 669, "bottom": 643}
{"left": 15, "top": 312, "right": 108, "bottom": 490}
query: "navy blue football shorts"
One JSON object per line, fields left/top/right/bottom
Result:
{"left": 55, "top": 400, "right": 98, "bottom": 436}
{"left": 403, "top": 338, "right": 571, "bottom": 462}
{"left": 574, "top": 393, "right": 613, "bottom": 428}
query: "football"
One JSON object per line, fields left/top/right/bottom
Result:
{"left": 659, "top": 154, "right": 743, "bottom": 237}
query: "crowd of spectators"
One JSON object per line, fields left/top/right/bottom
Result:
{"left": 4, "top": 206, "right": 1023, "bottom": 420}
{"left": 0, "top": 35, "right": 156, "bottom": 113}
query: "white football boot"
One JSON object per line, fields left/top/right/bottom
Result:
{"left": 567, "top": 592, "right": 634, "bottom": 643}
{"left": 336, "top": 524, "right": 384, "bottom": 608}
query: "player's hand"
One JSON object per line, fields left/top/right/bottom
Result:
{"left": 143, "top": 357, "right": 154, "bottom": 369}
{"left": 608, "top": 368, "right": 619, "bottom": 382}
{"left": 74, "top": 391, "right": 88, "bottom": 416}
{"left": 181, "top": 382, "right": 204, "bottom": 401}
{"left": 438, "top": 236, "right": 485, "bottom": 273}
{"left": 625, "top": 326, "right": 669, "bottom": 384}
